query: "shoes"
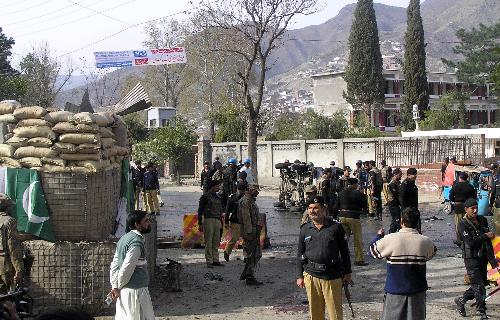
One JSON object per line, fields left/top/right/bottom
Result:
{"left": 224, "top": 251, "right": 230, "bottom": 262}
{"left": 354, "top": 261, "right": 369, "bottom": 266}
{"left": 246, "top": 277, "right": 263, "bottom": 286}
{"left": 160, "top": 201, "right": 164, "bottom": 207}
{"left": 212, "top": 262, "right": 224, "bottom": 267}
{"left": 454, "top": 297, "right": 466, "bottom": 317}
{"left": 207, "top": 262, "right": 214, "bottom": 269}
{"left": 480, "top": 313, "right": 489, "bottom": 320}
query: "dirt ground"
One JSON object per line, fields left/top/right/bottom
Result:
{"left": 104, "top": 182, "right": 500, "bottom": 320}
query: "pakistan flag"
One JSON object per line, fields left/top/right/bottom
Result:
{"left": 0, "top": 168, "right": 54, "bottom": 241}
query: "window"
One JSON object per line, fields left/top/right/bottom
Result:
{"left": 149, "top": 119, "right": 157, "bottom": 127}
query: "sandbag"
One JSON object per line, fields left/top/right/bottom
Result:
{"left": 14, "top": 146, "right": 58, "bottom": 159}
{"left": 13, "top": 126, "right": 56, "bottom": 140}
{"left": 102, "top": 148, "right": 116, "bottom": 159}
{"left": 0, "top": 144, "right": 15, "bottom": 157}
{"left": 6, "top": 124, "right": 15, "bottom": 133}
{"left": 77, "top": 143, "right": 100, "bottom": 154}
{"left": 0, "top": 114, "right": 17, "bottom": 123}
{"left": 115, "top": 146, "right": 129, "bottom": 156}
{"left": 0, "top": 100, "right": 21, "bottom": 115}
{"left": 17, "top": 119, "right": 52, "bottom": 127}
{"left": 73, "top": 112, "right": 96, "bottom": 125}
{"left": 59, "top": 133, "right": 99, "bottom": 144}
{"left": 52, "top": 142, "right": 77, "bottom": 154}
{"left": 70, "top": 166, "right": 94, "bottom": 175}
{"left": 76, "top": 123, "right": 99, "bottom": 133}
{"left": 60, "top": 153, "right": 100, "bottom": 161}
{"left": 13, "top": 106, "right": 47, "bottom": 120}
{"left": 41, "top": 157, "right": 66, "bottom": 167}
{"left": 75, "top": 160, "right": 110, "bottom": 173}
{"left": 52, "top": 122, "right": 77, "bottom": 134}
{"left": 19, "top": 157, "right": 42, "bottom": 168}
{"left": 27, "top": 137, "right": 53, "bottom": 148}
{"left": 44, "top": 111, "right": 74, "bottom": 123}
{"left": 99, "top": 127, "right": 115, "bottom": 138}
{"left": 3, "top": 133, "right": 13, "bottom": 141}
{"left": 101, "top": 137, "right": 116, "bottom": 149}
{"left": 45, "top": 107, "right": 61, "bottom": 113}
{"left": 41, "top": 164, "right": 70, "bottom": 173}
{"left": 94, "top": 113, "right": 113, "bottom": 127}
{"left": 0, "top": 157, "right": 21, "bottom": 168}
{"left": 6, "top": 136, "right": 28, "bottom": 148}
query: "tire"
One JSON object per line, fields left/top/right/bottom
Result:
{"left": 273, "top": 201, "right": 284, "bottom": 208}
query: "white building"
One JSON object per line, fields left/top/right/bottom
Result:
{"left": 146, "top": 107, "right": 176, "bottom": 128}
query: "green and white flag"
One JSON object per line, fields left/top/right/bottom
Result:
{"left": 0, "top": 167, "right": 55, "bottom": 241}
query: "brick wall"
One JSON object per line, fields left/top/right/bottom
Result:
{"left": 400, "top": 168, "right": 442, "bottom": 202}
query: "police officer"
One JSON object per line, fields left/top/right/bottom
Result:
{"left": 226, "top": 158, "right": 239, "bottom": 195}
{"left": 297, "top": 196, "right": 352, "bottom": 320}
{"left": 198, "top": 180, "right": 224, "bottom": 268}
{"left": 238, "top": 184, "right": 263, "bottom": 285}
{"left": 368, "top": 160, "right": 383, "bottom": 220}
{"left": 212, "top": 161, "right": 229, "bottom": 208}
{"left": 450, "top": 172, "right": 477, "bottom": 247}
{"left": 336, "top": 166, "right": 351, "bottom": 193}
{"left": 223, "top": 181, "right": 248, "bottom": 262}
{"left": 454, "top": 198, "right": 498, "bottom": 320}
{"left": 386, "top": 168, "right": 402, "bottom": 233}
{"left": 200, "top": 161, "right": 212, "bottom": 193}
{"left": 0, "top": 194, "right": 24, "bottom": 294}
{"left": 489, "top": 163, "right": 500, "bottom": 236}
{"left": 380, "top": 160, "right": 392, "bottom": 184}
{"left": 301, "top": 185, "right": 318, "bottom": 225}
{"left": 333, "top": 178, "right": 368, "bottom": 266}
{"left": 400, "top": 168, "right": 420, "bottom": 233}
{"left": 132, "top": 160, "right": 146, "bottom": 210}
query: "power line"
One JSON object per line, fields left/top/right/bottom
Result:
{"left": 63, "top": 0, "right": 132, "bottom": 26}
{"left": 16, "top": 0, "right": 136, "bottom": 38}
{"left": 0, "top": 0, "right": 53, "bottom": 18}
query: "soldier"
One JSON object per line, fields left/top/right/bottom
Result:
{"left": 223, "top": 181, "right": 248, "bottom": 262}
{"left": 300, "top": 185, "right": 318, "bottom": 225}
{"left": 238, "top": 184, "right": 263, "bottom": 285}
{"left": 380, "top": 160, "right": 392, "bottom": 184}
{"left": 450, "top": 172, "right": 477, "bottom": 247}
{"left": 198, "top": 180, "right": 224, "bottom": 268}
{"left": 387, "top": 168, "right": 402, "bottom": 234}
{"left": 336, "top": 166, "right": 351, "bottom": 194}
{"left": 454, "top": 198, "right": 498, "bottom": 320}
{"left": 212, "top": 161, "right": 229, "bottom": 207}
{"left": 333, "top": 178, "right": 369, "bottom": 266}
{"left": 143, "top": 163, "right": 160, "bottom": 216}
{"left": 297, "top": 196, "right": 352, "bottom": 320}
{"left": 0, "top": 194, "right": 24, "bottom": 294}
{"left": 400, "top": 168, "right": 420, "bottom": 233}
{"left": 369, "top": 160, "right": 383, "bottom": 220}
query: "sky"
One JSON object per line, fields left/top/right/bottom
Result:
{"left": 1, "top": 0, "right": 414, "bottom": 73}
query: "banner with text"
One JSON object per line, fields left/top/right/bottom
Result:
{"left": 94, "top": 47, "right": 187, "bottom": 68}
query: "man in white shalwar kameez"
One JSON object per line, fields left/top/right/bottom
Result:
{"left": 109, "top": 211, "right": 155, "bottom": 320}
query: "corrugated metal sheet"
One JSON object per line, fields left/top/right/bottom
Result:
{"left": 94, "top": 82, "right": 152, "bottom": 115}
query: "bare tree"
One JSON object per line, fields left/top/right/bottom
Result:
{"left": 20, "top": 42, "right": 74, "bottom": 107}
{"left": 80, "top": 58, "right": 121, "bottom": 108}
{"left": 197, "top": 0, "right": 320, "bottom": 182}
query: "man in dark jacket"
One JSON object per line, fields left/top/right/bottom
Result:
{"left": 132, "top": 160, "right": 146, "bottom": 210}
{"left": 143, "top": 163, "right": 160, "bottom": 215}
{"left": 333, "top": 178, "right": 368, "bottom": 266}
{"left": 450, "top": 172, "right": 477, "bottom": 246}
{"left": 223, "top": 181, "right": 248, "bottom": 262}
{"left": 198, "top": 180, "right": 224, "bottom": 268}
{"left": 387, "top": 168, "right": 402, "bottom": 233}
{"left": 455, "top": 198, "right": 499, "bottom": 320}
{"left": 297, "top": 196, "right": 352, "bottom": 320}
{"left": 200, "top": 161, "right": 212, "bottom": 193}
{"left": 400, "top": 168, "right": 420, "bottom": 233}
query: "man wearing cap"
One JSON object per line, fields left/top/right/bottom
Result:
{"left": 301, "top": 185, "right": 318, "bottom": 225}
{"left": 226, "top": 158, "right": 239, "bottom": 195}
{"left": 450, "top": 172, "right": 477, "bottom": 247}
{"left": 335, "top": 166, "right": 351, "bottom": 193}
{"left": 316, "top": 168, "right": 332, "bottom": 209}
{"left": 386, "top": 168, "right": 403, "bottom": 233}
{"left": 143, "top": 163, "right": 160, "bottom": 216}
{"left": 0, "top": 194, "right": 24, "bottom": 294}
{"left": 333, "top": 178, "right": 368, "bottom": 266}
{"left": 211, "top": 161, "right": 229, "bottom": 207}
{"left": 223, "top": 181, "right": 248, "bottom": 262}
{"left": 369, "top": 207, "right": 436, "bottom": 320}
{"left": 198, "top": 180, "right": 224, "bottom": 268}
{"left": 297, "top": 196, "right": 352, "bottom": 320}
{"left": 400, "top": 168, "right": 420, "bottom": 233}
{"left": 238, "top": 183, "right": 263, "bottom": 285}
{"left": 239, "top": 159, "right": 254, "bottom": 184}
{"left": 454, "top": 198, "right": 498, "bottom": 320}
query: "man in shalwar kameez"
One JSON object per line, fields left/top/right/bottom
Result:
{"left": 109, "top": 211, "right": 155, "bottom": 320}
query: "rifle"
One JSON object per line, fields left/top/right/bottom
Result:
{"left": 343, "top": 281, "right": 355, "bottom": 318}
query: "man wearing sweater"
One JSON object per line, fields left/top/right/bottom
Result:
{"left": 109, "top": 211, "right": 154, "bottom": 320}
{"left": 369, "top": 207, "right": 437, "bottom": 320}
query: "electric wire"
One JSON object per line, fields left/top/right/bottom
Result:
{"left": 63, "top": 0, "right": 132, "bottom": 26}
{"left": 0, "top": 0, "right": 53, "bottom": 18}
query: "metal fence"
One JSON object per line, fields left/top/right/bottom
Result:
{"left": 375, "top": 135, "right": 485, "bottom": 169}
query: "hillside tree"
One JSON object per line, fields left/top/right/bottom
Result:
{"left": 0, "top": 27, "right": 26, "bottom": 101}
{"left": 80, "top": 58, "right": 121, "bottom": 107}
{"left": 343, "top": 0, "right": 385, "bottom": 126}
{"left": 401, "top": 0, "right": 429, "bottom": 130}
{"left": 197, "top": 0, "right": 320, "bottom": 183}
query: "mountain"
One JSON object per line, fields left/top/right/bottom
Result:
{"left": 55, "top": 0, "right": 500, "bottom": 107}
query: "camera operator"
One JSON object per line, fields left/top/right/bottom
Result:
{"left": 0, "top": 194, "right": 24, "bottom": 294}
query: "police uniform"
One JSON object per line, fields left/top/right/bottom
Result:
{"left": 400, "top": 176, "right": 420, "bottom": 233}
{"left": 238, "top": 192, "right": 262, "bottom": 283}
{"left": 387, "top": 178, "right": 401, "bottom": 234}
{"left": 301, "top": 186, "right": 318, "bottom": 225}
{"left": 369, "top": 167, "right": 383, "bottom": 219}
{"left": 298, "top": 215, "right": 351, "bottom": 320}
{"left": 224, "top": 187, "right": 246, "bottom": 258}
{"left": 450, "top": 180, "right": 477, "bottom": 244}
{"left": 0, "top": 195, "right": 24, "bottom": 294}
{"left": 198, "top": 186, "right": 223, "bottom": 266}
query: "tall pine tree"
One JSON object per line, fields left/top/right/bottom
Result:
{"left": 402, "top": 0, "right": 428, "bottom": 130}
{"left": 343, "top": 0, "right": 385, "bottom": 127}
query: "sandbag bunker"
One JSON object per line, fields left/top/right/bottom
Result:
{"left": 0, "top": 100, "right": 156, "bottom": 315}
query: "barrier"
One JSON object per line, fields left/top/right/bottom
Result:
{"left": 487, "top": 236, "right": 500, "bottom": 282}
